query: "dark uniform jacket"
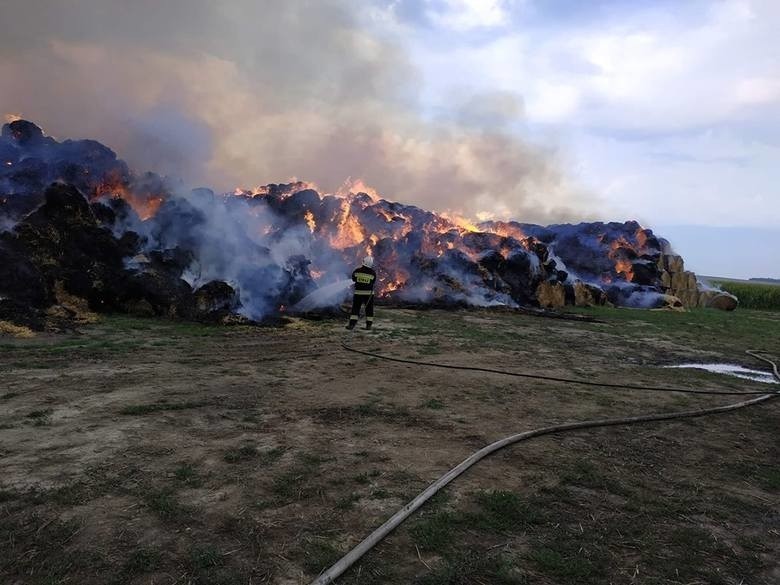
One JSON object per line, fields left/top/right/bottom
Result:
{"left": 351, "top": 266, "right": 376, "bottom": 296}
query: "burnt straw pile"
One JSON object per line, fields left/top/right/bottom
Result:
{"left": 0, "top": 120, "right": 736, "bottom": 331}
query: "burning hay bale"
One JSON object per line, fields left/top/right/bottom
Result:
{"left": 0, "top": 119, "right": 132, "bottom": 224}
{"left": 7, "top": 183, "right": 129, "bottom": 311}
{"left": 0, "top": 119, "right": 739, "bottom": 330}
{"left": 0, "top": 181, "right": 221, "bottom": 329}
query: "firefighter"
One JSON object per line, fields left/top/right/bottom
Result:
{"left": 346, "top": 256, "right": 376, "bottom": 330}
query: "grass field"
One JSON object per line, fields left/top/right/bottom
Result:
{"left": 1, "top": 307, "right": 778, "bottom": 584}
{"left": 712, "top": 279, "right": 780, "bottom": 311}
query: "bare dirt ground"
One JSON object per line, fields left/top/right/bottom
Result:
{"left": 1, "top": 307, "right": 779, "bottom": 584}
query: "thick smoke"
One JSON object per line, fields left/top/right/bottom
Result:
{"left": 0, "top": 0, "right": 602, "bottom": 223}
{"left": 135, "top": 190, "right": 324, "bottom": 319}
{"left": 3, "top": 116, "right": 689, "bottom": 319}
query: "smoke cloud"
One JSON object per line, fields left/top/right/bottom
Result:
{"left": 0, "top": 0, "right": 601, "bottom": 223}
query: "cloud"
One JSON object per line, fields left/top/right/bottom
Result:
{"left": 413, "top": 0, "right": 780, "bottom": 131}
{"left": 404, "top": 0, "right": 780, "bottom": 230}
{"left": 736, "top": 77, "right": 780, "bottom": 106}
{"left": 426, "top": 0, "right": 513, "bottom": 30}
{"left": 571, "top": 128, "right": 780, "bottom": 228}
{"left": 0, "top": 0, "right": 597, "bottom": 224}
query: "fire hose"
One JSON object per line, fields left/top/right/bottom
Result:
{"left": 309, "top": 349, "right": 779, "bottom": 585}
{"left": 339, "top": 343, "right": 772, "bottom": 396}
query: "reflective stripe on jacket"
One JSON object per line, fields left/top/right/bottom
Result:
{"left": 352, "top": 266, "right": 376, "bottom": 294}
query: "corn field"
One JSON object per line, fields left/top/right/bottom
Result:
{"left": 713, "top": 281, "right": 780, "bottom": 311}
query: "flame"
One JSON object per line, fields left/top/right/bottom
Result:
{"left": 380, "top": 280, "right": 406, "bottom": 296}
{"left": 304, "top": 210, "right": 316, "bottom": 233}
{"left": 337, "top": 177, "right": 381, "bottom": 201}
{"left": 93, "top": 178, "right": 165, "bottom": 221}
{"left": 613, "top": 258, "right": 634, "bottom": 281}
{"left": 376, "top": 208, "right": 397, "bottom": 223}
{"left": 233, "top": 180, "right": 318, "bottom": 199}
{"left": 607, "top": 236, "right": 638, "bottom": 282}
{"left": 329, "top": 200, "right": 365, "bottom": 249}
{"left": 136, "top": 196, "right": 164, "bottom": 220}
{"left": 57, "top": 160, "right": 659, "bottom": 300}
{"left": 420, "top": 233, "right": 456, "bottom": 258}
{"left": 635, "top": 229, "right": 649, "bottom": 249}
{"left": 487, "top": 222, "right": 526, "bottom": 241}
{"left": 499, "top": 244, "right": 514, "bottom": 258}
{"left": 441, "top": 212, "right": 479, "bottom": 233}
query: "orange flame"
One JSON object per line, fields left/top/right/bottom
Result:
{"left": 304, "top": 210, "right": 316, "bottom": 233}
{"left": 94, "top": 179, "right": 164, "bottom": 221}
{"left": 607, "top": 236, "right": 637, "bottom": 282}
{"left": 329, "top": 200, "right": 365, "bottom": 249}
{"left": 613, "top": 259, "right": 634, "bottom": 281}
{"left": 135, "top": 196, "right": 164, "bottom": 220}
{"left": 440, "top": 212, "right": 479, "bottom": 233}
{"left": 83, "top": 174, "right": 654, "bottom": 297}
{"left": 487, "top": 222, "right": 526, "bottom": 240}
{"left": 380, "top": 280, "right": 406, "bottom": 295}
{"left": 337, "top": 177, "right": 381, "bottom": 201}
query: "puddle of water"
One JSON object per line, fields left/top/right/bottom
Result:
{"left": 665, "top": 363, "right": 777, "bottom": 384}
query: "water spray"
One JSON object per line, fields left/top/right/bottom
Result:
{"left": 292, "top": 279, "right": 353, "bottom": 313}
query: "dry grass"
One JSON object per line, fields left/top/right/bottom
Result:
{"left": 0, "top": 308, "right": 777, "bottom": 584}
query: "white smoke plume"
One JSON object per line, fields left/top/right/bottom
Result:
{"left": 123, "top": 188, "right": 338, "bottom": 320}
{"left": 0, "top": 0, "right": 603, "bottom": 223}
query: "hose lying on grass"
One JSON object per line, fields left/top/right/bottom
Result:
{"left": 310, "top": 350, "right": 779, "bottom": 585}
{"left": 341, "top": 342, "right": 772, "bottom": 395}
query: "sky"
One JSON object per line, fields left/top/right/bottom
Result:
{"left": 0, "top": 0, "right": 778, "bottom": 278}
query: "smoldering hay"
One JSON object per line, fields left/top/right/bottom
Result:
{"left": 0, "top": 119, "right": 737, "bottom": 331}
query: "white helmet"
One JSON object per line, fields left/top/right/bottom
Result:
{"left": 362, "top": 256, "right": 374, "bottom": 268}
